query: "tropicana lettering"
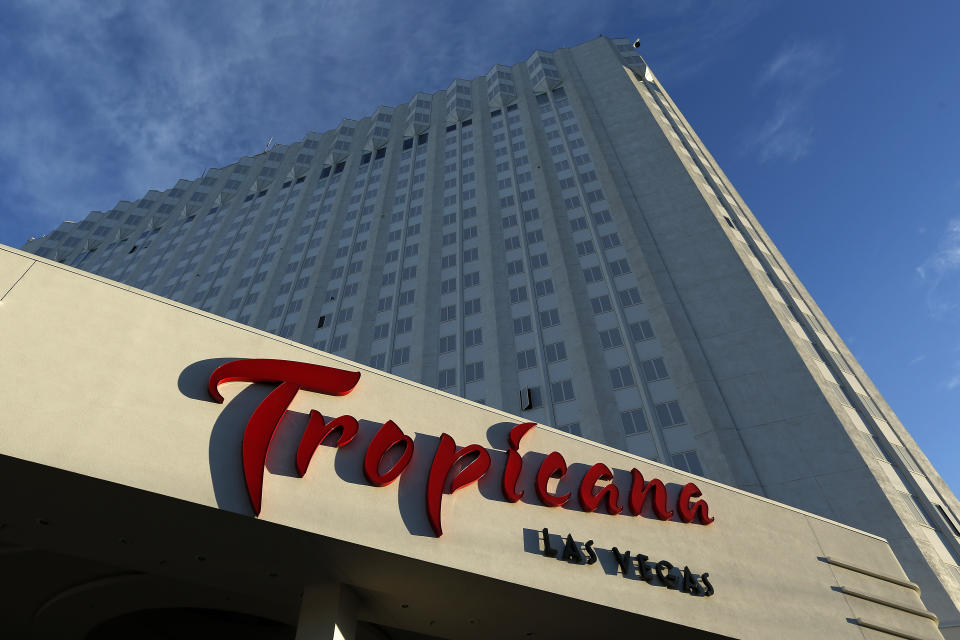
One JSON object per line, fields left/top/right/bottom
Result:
{"left": 207, "top": 358, "right": 715, "bottom": 537}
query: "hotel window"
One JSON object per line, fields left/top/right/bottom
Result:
{"left": 377, "top": 296, "right": 393, "bottom": 312}
{"left": 544, "top": 341, "right": 567, "bottom": 363}
{"left": 464, "top": 298, "right": 482, "bottom": 316}
{"left": 576, "top": 241, "right": 595, "bottom": 256}
{"left": 630, "top": 320, "right": 655, "bottom": 341}
{"left": 893, "top": 443, "right": 922, "bottom": 474}
{"left": 507, "top": 260, "right": 524, "bottom": 275}
{"left": 517, "top": 349, "right": 537, "bottom": 370}
{"left": 402, "top": 266, "right": 417, "bottom": 280}
{"left": 329, "top": 335, "right": 348, "bottom": 352}
{"left": 591, "top": 295, "right": 613, "bottom": 314}
{"left": 898, "top": 493, "right": 933, "bottom": 527}
{"left": 619, "top": 288, "right": 642, "bottom": 307}
{"left": 465, "top": 362, "right": 485, "bottom": 383}
{"left": 641, "top": 358, "right": 669, "bottom": 382}
{"left": 439, "top": 335, "right": 456, "bottom": 354}
{"left": 534, "top": 279, "right": 554, "bottom": 297}
{"left": 463, "top": 247, "right": 479, "bottom": 263}
{"left": 585, "top": 189, "right": 605, "bottom": 203}
{"left": 539, "top": 309, "right": 560, "bottom": 328}
{"left": 530, "top": 253, "right": 549, "bottom": 269}
{"left": 608, "top": 258, "right": 632, "bottom": 276}
{"left": 656, "top": 401, "right": 686, "bottom": 427}
{"left": 395, "top": 317, "right": 413, "bottom": 334}
{"left": 671, "top": 451, "right": 704, "bottom": 476}
{"left": 391, "top": 347, "right": 410, "bottom": 366}
{"left": 521, "top": 386, "right": 543, "bottom": 411}
{"left": 570, "top": 216, "right": 588, "bottom": 231}
{"left": 514, "top": 316, "right": 533, "bottom": 335}
{"left": 864, "top": 434, "right": 892, "bottom": 462}
{"left": 440, "top": 305, "right": 456, "bottom": 322}
{"left": 592, "top": 210, "right": 613, "bottom": 225}
{"left": 373, "top": 323, "right": 389, "bottom": 340}
{"left": 369, "top": 353, "right": 386, "bottom": 369}
{"left": 463, "top": 272, "right": 480, "bottom": 288}
{"left": 600, "top": 233, "right": 621, "bottom": 249}
{"left": 438, "top": 369, "right": 457, "bottom": 389}
{"left": 510, "top": 286, "right": 528, "bottom": 304}
{"left": 398, "top": 290, "right": 415, "bottom": 306}
{"left": 557, "top": 422, "right": 582, "bottom": 436}
{"left": 441, "top": 278, "right": 457, "bottom": 294}
{"left": 464, "top": 328, "right": 482, "bottom": 347}
{"left": 599, "top": 328, "right": 623, "bottom": 349}
{"left": 550, "top": 380, "right": 575, "bottom": 403}
{"left": 610, "top": 366, "right": 635, "bottom": 389}
{"left": 621, "top": 409, "right": 649, "bottom": 435}
{"left": 337, "top": 308, "right": 353, "bottom": 322}
{"left": 441, "top": 254, "right": 457, "bottom": 269}
{"left": 583, "top": 266, "right": 603, "bottom": 283}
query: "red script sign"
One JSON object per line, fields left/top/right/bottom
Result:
{"left": 207, "top": 358, "right": 714, "bottom": 536}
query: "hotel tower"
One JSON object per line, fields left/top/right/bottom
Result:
{"left": 21, "top": 36, "right": 960, "bottom": 633}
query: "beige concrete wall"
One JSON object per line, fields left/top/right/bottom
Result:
{"left": 0, "top": 245, "right": 943, "bottom": 639}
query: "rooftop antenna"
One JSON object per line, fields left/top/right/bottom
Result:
{"left": 264, "top": 137, "right": 274, "bottom": 153}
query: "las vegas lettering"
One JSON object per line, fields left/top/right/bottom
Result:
{"left": 208, "top": 358, "right": 715, "bottom": 537}
{"left": 540, "top": 528, "right": 715, "bottom": 597}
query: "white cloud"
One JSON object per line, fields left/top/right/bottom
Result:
{"left": 744, "top": 40, "right": 834, "bottom": 163}
{"left": 917, "top": 218, "right": 960, "bottom": 317}
{"left": 1, "top": 0, "right": 609, "bottom": 241}
{"left": 635, "top": 1, "right": 765, "bottom": 81}
{"left": 0, "top": 0, "right": 762, "bottom": 244}
{"left": 758, "top": 41, "right": 832, "bottom": 87}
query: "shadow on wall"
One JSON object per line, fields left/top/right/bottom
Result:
{"left": 178, "top": 359, "right": 708, "bottom": 536}
{"left": 179, "top": 357, "right": 260, "bottom": 515}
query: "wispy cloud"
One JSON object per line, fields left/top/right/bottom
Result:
{"left": 745, "top": 40, "right": 835, "bottom": 162}
{"left": 634, "top": 1, "right": 766, "bottom": 81}
{"left": 0, "top": 0, "right": 604, "bottom": 244}
{"left": 917, "top": 218, "right": 960, "bottom": 317}
{"left": 0, "top": 0, "right": 767, "bottom": 246}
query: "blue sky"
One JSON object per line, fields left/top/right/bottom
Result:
{"left": 1, "top": 1, "right": 958, "bottom": 489}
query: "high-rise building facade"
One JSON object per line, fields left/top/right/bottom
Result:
{"left": 21, "top": 36, "right": 960, "bottom": 632}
